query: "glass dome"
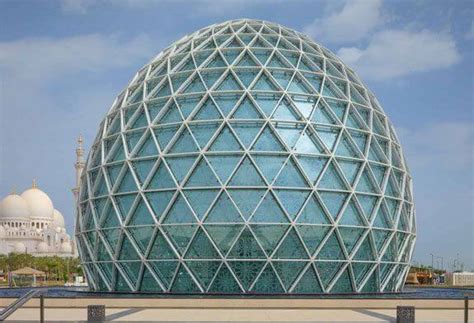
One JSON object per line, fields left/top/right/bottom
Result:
{"left": 76, "top": 19, "right": 416, "bottom": 294}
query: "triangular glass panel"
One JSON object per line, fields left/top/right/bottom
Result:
{"left": 315, "top": 126, "right": 339, "bottom": 152}
{"left": 193, "top": 50, "right": 213, "bottom": 67}
{"left": 330, "top": 268, "right": 354, "bottom": 293}
{"left": 250, "top": 191, "right": 289, "bottom": 223}
{"left": 234, "top": 68, "right": 259, "bottom": 88}
{"left": 163, "top": 193, "right": 197, "bottom": 224}
{"left": 230, "top": 122, "right": 264, "bottom": 148}
{"left": 312, "top": 102, "right": 337, "bottom": 125}
{"left": 199, "top": 69, "right": 224, "bottom": 90}
{"left": 205, "top": 52, "right": 227, "bottom": 68}
{"left": 192, "top": 97, "right": 222, "bottom": 121}
{"left": 185, "top": 157, "right": 220, "bottom": 187}
{"left": 147, "top": 160, "right": 176, "bottom": 189}
{"left": 251, "top": 48, "right": 272, "bottom": 65}
{"left": 228, "top": 156, "right": 266, "bottom": 186}
{"left": 253, "top": 93, "right": 281, "bottom": 116}
{"left": 348, "top": 130, "right": 368, "bottom": 155}
{"left": 231, "top": 96, "right": 262, "bottom": 119}
{"left": 162, "top": 225, "right": 197, "bottom": 256}
{"left": 352, "top": 262, "right": 374, "bottom": 287}
{"left": 106, "top": 163, "right": 124, "bottom": 189}
{"left": 153, "top": 125, "right": 179, "bottom": 151}
{"left": 118, "top": 235, "right": 140, "bottom": 260}
{"left": 228, "top": 227, "right": 266, "bottom": 259}
{"left": 186, "top": 261, "right": 220, "bottom": 290}
{"left": 353, "top": 235, "right": 375, "bottom": 261}
{"left": 252, "top": 154, "right": 287, "bottom": 184}
{"left": 170, "top": 264, "right": 200, "bottom": 293}
{"left": 181, "top": 74, "right": 206, "bottom": 94}
{"left": 236, "top": 51, "right": 259, "bottom": 67}
{"left": 336, "top": 159, "right": 361, "bottom": 186}
{"left": 212, "top": 93, "right": 240, "bottom": 117}
{"left": 208, "top": 264, "right": 242, "bottom": 293}
{"left": 165, "top": 155, "right": 196, "bottom": 185}
{"left": 116, "top": 167, "right": 138, "bottom": 193}
{"left": 251, "top": 224, "right": 288, "bottom": 255}
{"left": 315, "top": 261, "right": 344, "bottom": 289}
{"left": 139, "top": 266, "right": 163, "bottom": 292}
{"left": 325, "top": 99, "right": 347, "bottom": 122}
{"left": 205, "top": 191, "right": 243, "bottom": 223}
{"left": 209, "top": 125, "right": 243, "bottom": 152}
{"left": 252, "top": 72, "right": 279, "bottom": 91}
{"left": 356, "top": 194, "right": 378, "bottom": 220}
{"left": 270, "top": 70, "right": 293, "bottom": 90}
{"left": 373, "top": 203, "right": 391, "bottom": 229}
{"left": 274, "top": 189, "right": 309, "bottom": 220}
{"left": 133, "top": 133, "right": 159, "bottom": 158}
{"left": 272, "top": 97, "right": 300, "bottom": 121}
{"left": 128, "top": 226, "right": 154, "bottom": 253}
{"left": 170, "top": 72, "right": 192, "bottom": 93}
{"left": 319, "top": 192, "right": 347, "bottom": 220}
{"left": 274, "top": 158, "right": 309, "bottom": 187}
{"left": 275, "top": 123, "right": 304, "bottom": 149}
{"left": 296, "top": 193, "right": 330, "bottom": 224}
{"left": 127, "top": 197, "right": 155, "bottom": 225}
{"left": 297, "top": 225, "right": 330, "bottom": 254}
{"left": 169, "top": 127, "right": 199, "bottom": 153}
{"left": 148, "top": 230, "right": 177, "bottom": 259}
{"left": 185, "top": 228, "right": 220, "bottom": 259}
{"left": 293, "top": 265, "right": 324, "bottom": 293}
{"left": 287, "top": 73, "right": 313, "bottom": 94}
{"left": 372, "top": 229, "right": 391, "bottom": 255}
{"left": 274, "top": 228, "right": 308, "bottom": 259}
{"left": 356, "top": 165, "right": 378, "bottom": 193}
{"left": 296, "top": 156, "right": 327, "bottom": 184}
{"left": 215, "top": 72, "right": 242, "bottom": 91}
{"left": 338, "top": 227, "right": 365, "bottom": 255}
{"left": 148, "top": 260, "right": 179, "bottom": 289}
{"left": 273, "top": 261, "right": 307, "bottom": 290}
{"left": 183, "top": 189, "right": 219, "bottom": 220}
{"left": 158, "top": 102, "right": 182, "bottom": 124}
{"left": 294, "top": 129, "right": 324, "bottom": 154}
{"left": 189, "top": 122, "right": 219, "bottom": 149}
{"left": 112, "top": 195, "right": 134, "bottom": 222}
{"left": 317, "top": 231, "right": 345, "bottom": 260}
{"left": 318, "top": 161, "right": 347, "bottom": 190}
{"left": 125, "top": 130, "right": 144, "bottom": 155}
{"left": 338, "top": 197, "right": 365, "bottom": 226}
{"left": 131, "top": 159, "right": 155, "bottom": 186}
{"left": 250, "top": 264, "right": 284, "bottom": 293}
{"left": 251, "top": 126, "right": 285, "bottom": 151}
{"left": 205, "top": 224, "right": 243, "bottom": 255}
{"left": 221, "top": 49, "right": 241, "bottom": 65}
{"left": 369, "top": 163, "right": 387, "bottom": 189}
{"left": 228, "top": 261, "right": 265, "bottom": 290}
{"left": 228, "top": 189, "right": 265, "bottom": 220}
{"left": 207, "top": 154, "right": 242, "bottom": 184}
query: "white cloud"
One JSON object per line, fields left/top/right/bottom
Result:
{"left": 0, "top": 33, "right": 155, "bottom": 84}
{"left": 303, "top": 0, "right": 383, "bottom": 44}
{"left": 337, "top": 29, "right": 460, "bottom": 80}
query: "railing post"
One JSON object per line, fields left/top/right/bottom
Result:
{"left": 396, "top": 305, "right": 415, "bottom": 323}
{"left": 465, "top": 296, "right": 469, "bottom": 323}
{"left": 88, "top": 304, "right": 106, "bottom": 322}
{"left": 40, "top": 294, "right": 44, "bottom": 323}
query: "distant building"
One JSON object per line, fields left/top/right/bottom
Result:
{"left": 446, "top": 272, "right": 474, "bottom": 286}
{"left": 0, "top": 181, "right": 75, "bottom": 257}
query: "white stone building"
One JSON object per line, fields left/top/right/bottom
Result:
{"left": 0, "top": 181, "right": 75, "bottom": 257}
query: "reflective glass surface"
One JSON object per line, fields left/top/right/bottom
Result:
{"left": 77, "top": 19, "right": 416, "bottom": 294}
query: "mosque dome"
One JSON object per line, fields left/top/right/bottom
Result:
{"left": 37, "top": 242, "right": 49, "bottom": 253}
{"left": 14, "top": 242, "right": 26, "bottom": 253}
{"left": 52, "top": 209, "right": 65, "bottom": 229}
{"left": 0, "top": 194, "right": 31, "bottom": 221}
{"left": 21, "top": 182, "right": 54, "bottom": 221}
{"left": 76, "top": 19, "right": 415, "bottom": 294}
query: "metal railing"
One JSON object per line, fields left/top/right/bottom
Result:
{"left": 0, "top": 289, "right": 41, "bottom": 321}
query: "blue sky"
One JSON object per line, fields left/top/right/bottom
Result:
{"left": 0, "top": 0, "right": 472, "bottom": 270}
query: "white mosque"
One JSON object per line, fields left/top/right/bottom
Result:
{"left": 0, "top": 181, "right": 75, "bottom": 257}
{"left": 0, "top": 136, "right": 84, "bottom": 257}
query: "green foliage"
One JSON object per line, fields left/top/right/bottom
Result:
{"left": 0, "top": 253, "right": 83, "bottom": 281}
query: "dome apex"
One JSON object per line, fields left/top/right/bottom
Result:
{"left": 21, "top": 183, "right": 54, "bottom": 221}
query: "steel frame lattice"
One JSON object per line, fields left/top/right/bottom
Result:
{"left": 76, "top": 19, "right": 416, "bottom": 294}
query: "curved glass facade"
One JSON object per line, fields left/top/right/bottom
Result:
{"left": 76, "top": 19, "right": 416, "bottom": 294}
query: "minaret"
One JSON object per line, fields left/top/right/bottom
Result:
{"left": 72, "top": 135, "right": 85, "bottom": 204}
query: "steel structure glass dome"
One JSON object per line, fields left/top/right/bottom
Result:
{"left": 76, "top": 19, "right": 416, "bottom": 294}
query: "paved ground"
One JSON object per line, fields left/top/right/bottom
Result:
{"left": 0, "top": 297, "right": 472, "bottom": 322}
{"left": 3, "top": 307, "right": 474, "bottom": 322}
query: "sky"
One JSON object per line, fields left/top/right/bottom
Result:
{"left": 0, "top": 0, "right": 472, "bottom": 270}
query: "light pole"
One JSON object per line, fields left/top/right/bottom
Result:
{"left": 430, "top": 253, "right": 434, "bottom": 269}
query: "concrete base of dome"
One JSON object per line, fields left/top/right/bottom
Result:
{"left": 0, "top": 297, "right": 471, "bottom": 321}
